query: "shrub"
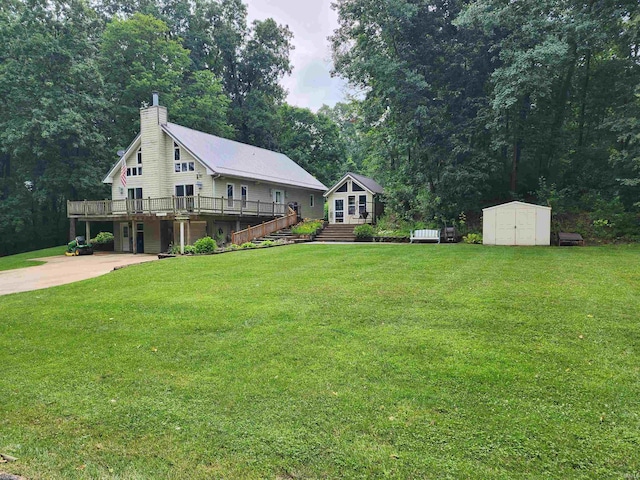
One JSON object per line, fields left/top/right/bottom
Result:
{"left": 261, "top": 240, "right": 276, "bottom": 247}
{"left": 90, "top": 231, "right": 115, "bottom": 251}
{"left": 194, "top": 236, "right": 216, "bottom": 254}
{"left": 462, "top": 233, "right": 483, "bottom": 244}
{"left": 170, "top": 244, "right": 196, "bottom": 254}
{"left": 93, "top": 232, "right": 114, "bottom": 244}
{"left": 354, "top": 224, "right": 375, "bottom": 239}
{"left": 240, "top": 242, "right": 257, "bottom": 249}
{"left": 292, "top": 220, "right": 324, "bottom": 235}
{"left": 215, "top": 232, "right": 226, "bottom": 247}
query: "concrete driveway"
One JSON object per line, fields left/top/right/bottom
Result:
{"left": 0, "top": 253, "right": 159, "bottom": 296}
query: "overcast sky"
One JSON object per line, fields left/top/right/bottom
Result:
{"left": 244, "top": 0, "right": 350, "bottom": 112}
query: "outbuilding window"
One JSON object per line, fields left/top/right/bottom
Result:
{"left": 348, "top": 196, "right": 356, "bottom": 215}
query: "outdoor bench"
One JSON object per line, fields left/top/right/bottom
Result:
{"left": 410, "top": 229, "right": 441, "bottom": 243}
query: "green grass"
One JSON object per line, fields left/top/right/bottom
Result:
{"left": 0, "top": 245, "right": 67, "bottom": 271}
{"left": 1, "top": 244, "right": 639, "bottom": 479}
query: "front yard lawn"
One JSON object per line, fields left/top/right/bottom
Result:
{"left": 1, "top": 244, "right": 639, "bottom": 478}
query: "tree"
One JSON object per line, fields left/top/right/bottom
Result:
{"left": 332, "top": 0, "right": 498, "bottom": 220}
{"left": 227, "top": 18, "right": 294, "bottom": 148}
{"left": 98, "top": 12, "right": 191, "bottom": 149}
{"left": 277, "top": 105, "right": 347, "bottom": 186}
{"left": 0, "top": 0, "right": 110, "bottom": 255}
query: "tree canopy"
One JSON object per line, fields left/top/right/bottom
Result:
{"left": 0, "top": 0, "right": 638, "bottom": 255}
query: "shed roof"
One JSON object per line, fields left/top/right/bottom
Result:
{"left": 324, "top": 172, "right": 384, "bottom": 197}
{"left": 482, "top": 201, "right": 551, "bottom": 211}
{"left": 163, "top": 123, "right": 327, "bottom": 191}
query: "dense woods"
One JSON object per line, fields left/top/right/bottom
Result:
{"left": 0, "top": 0, "right": 638, "bottom": 255}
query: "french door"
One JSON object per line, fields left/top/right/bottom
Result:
{"left": 334, "top": 199, "right": 344, "bottom": 223}
{"left": 176, "top": 184, "right": 194, "bottom": 211}
{"left": 128, "top": 188, "right": 143, "bottom": 213}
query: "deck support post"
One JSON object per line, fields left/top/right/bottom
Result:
{"left": 131, "top": 221, "right": 137, "bottom": 254}
{"left": 69, "top": 218, "right": 77, "bottom": 241}
{"left": 236, "top": 219, "right": 241, "bottom": 232}
{"left": 85, "top": 221, "right": 91, "bottom": 242}
{"left": 180, "top": 221, "right": 185, "bottom": 254}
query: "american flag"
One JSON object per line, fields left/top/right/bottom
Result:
{"left": 120, "top": 159, "right": 127, "bottom": 187}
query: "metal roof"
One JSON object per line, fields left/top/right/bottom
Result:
{"left": 324, "top": 172, "right": 384, "bottom": 197}
{"left": 163, "top": 123, "right": 327, "bottom": 191}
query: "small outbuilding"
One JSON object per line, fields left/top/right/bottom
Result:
{"left": 482, "top": 201, "right": 551, "bottom": 246}
{"left": 324, "top": 172, "right": 384, "bottom": 224}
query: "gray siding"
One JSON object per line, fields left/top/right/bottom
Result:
{"left": 213, "top": 177, "right": 324, "bottom": 219}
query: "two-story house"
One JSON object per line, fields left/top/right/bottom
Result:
{"left": 67, "top": 93, "right": 327, "bottom": 254}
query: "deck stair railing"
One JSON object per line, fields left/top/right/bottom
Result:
{"left": 232, "top": 207, "right": 298, "bottom": 245}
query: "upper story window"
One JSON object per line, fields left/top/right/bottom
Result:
{"left": 174, "top": 160, "right": 195, "bottom": 173}
{"left": 352, "top": 182, "right": 365, "bottom": 192}
{"left": 174, "top": 142, "right": 181, "bottom": 161}
{"left": 336, "top": 182, "right": 348, "bottom": 193}
{"left": 241, "top": 185, "right": 248, "bottom": 207}
{"left": 127, "top": 149, "right": 143, "bottom": 177}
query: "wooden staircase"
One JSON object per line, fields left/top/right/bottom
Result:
{"left": 314, "top": 224, "right": 357, "bottom": 242}
{"left": 255, "top": 228, "right": 297, "bottom": 243}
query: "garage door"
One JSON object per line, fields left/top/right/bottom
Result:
{"left": 495, "top": 207, "right": 516, "bottom": 245}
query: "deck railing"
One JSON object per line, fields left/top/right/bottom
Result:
{"left": 67, "top": 196, "right": 288, "bottom": 218}
{"left": 231, "top": 207, "right": 298, "bottom": 245}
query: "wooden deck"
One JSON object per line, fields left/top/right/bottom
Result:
{"left": 67, "top": 196, "right": 288, "bottom": 219}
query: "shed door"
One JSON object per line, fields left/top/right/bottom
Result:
{"left": 495, "top": 207, "right": 516, "bottom": 245}
{"left": 516, "top": 207, "right": 536, "bottom": 245}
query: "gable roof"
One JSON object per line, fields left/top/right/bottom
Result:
{"left": 103, "top": 134, "right": 141, "bottom": 184}
{"left": 324, "top": 172, "right": 384, "bottom": 197}
{"left": 482, "top": 201, "right": 551, "bottom": 211}
{"left": 163, "top": 123, "right": 327, "bottom": 191}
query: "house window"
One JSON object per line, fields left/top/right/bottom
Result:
{"left": 227, "top": 184, "right": 234, "bottom": 207}
{"left": 336, "top": 182, "right": 348, "bottom": 193}
{"left": 174, "top": 142, "right": 180, "bottom": 161}
{"left": 241, "top": 185, "right": 248, "bottom": 207}
{"left": 352, "top": 182, "right": 365, "bottom": 192}
{"left": 348, "top": 196, "right": 356, "bottom": 215}
{"left": 126, "top": 150, "right": 143, "bottom": 177}
{"left": 359, "top": 195, "right": 367, "bottom": 214}
{"left": 310, "top": 194, "right": 315, "bottom": 208}
{"left": 174, "top": 160, "right": 195, "bottom": 172}
{"left": 175, "top": 184, "right": 194, "bottom": 197}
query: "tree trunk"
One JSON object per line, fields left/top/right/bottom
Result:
{"left": 578, "top": 49, "right": 592, "bottom": 147}
{"left": 510, "top": 139, "right": 521, "bottom": 193}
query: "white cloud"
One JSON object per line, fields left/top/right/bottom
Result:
{"left": 244, "top": 0, "right": 350, "bottom": 112}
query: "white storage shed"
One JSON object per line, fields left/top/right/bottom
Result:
{"left": 482, "top": 201, "right": 551, "bottom": 246}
